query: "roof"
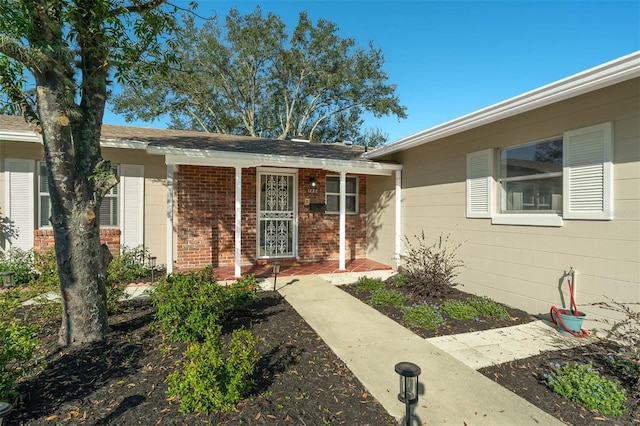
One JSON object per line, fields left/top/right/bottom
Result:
{"left": 0, "top": 115, "right": 401, "bottom": 175}
{"left": 365, "top": 51, "right": 640, "bottom": 159}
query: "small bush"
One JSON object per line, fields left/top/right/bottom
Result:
{"left": 400, "top": 230, "right": 464, "bottom": 298}
{"left": 544, "top": 362, "right": 626, "bottom": 415}
{"left": 391, "top": 274, "right": 409, "bottom": 287}
{"left": 403, "top": 304, "right": 446, "bottom": 329}
{"left": 355, "top": 276, "right": 385, "bottom": 292}
{"left": 442, "top": 300, "right": 478, "bottom": 320}
{"left": 151, "top": 267, "right": 256, "bottom": 343}
{"left": 368, "top": 288, "right": 406, "bottom": 307}
{"left": 30, "top": 249, "right": 60, "bottom": 294}
{"left": 167, "top": 327, "right": 260, "bottom": 414}
{"left": 0, "top": 248, "right": 37, "bottom": 285}
{"left": 0, "top": 289, "right": 39, "bottom": 402}
{"left": 467, "top": 296, "right": 511, "bottom": 320}
{"left": 107, "top": 245, "right": 151, "bottom": 284}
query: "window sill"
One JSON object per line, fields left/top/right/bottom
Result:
{"left": 491, "top": 214, "right": 563, "bottom": 227}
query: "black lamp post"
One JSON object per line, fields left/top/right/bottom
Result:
{"left": 272, "top": 262, "right": 281, "bottom": 291}
{"left": 0, "top": 401, "right": 12, "bottom": 426}
{"left": 395, "top": 361, "right": 421, "bottom": 426}
{"left": 0, "top": 271, "right": 15, "bottom": 289}
{"left": 149, "top": 256, "right": 157, "bottom": 282}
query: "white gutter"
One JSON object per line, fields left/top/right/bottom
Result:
{"left": 0, "top": 131, "right": 41, "bottom": 143}
{"left": 366, "top": 51, "right": 640, "bottom": 159}
{"left": 150, "top": 146, "right": 402, "bottom": 176}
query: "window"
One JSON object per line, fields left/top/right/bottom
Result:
{"left": 325, "top": 176, "right": 358, "bottom": 214}
{"left": 499, "top": 138, "right": 562, "bottom": 213}
{"left": 38, "top": 162, "right": 119, "bottom": 227}
{"left": 466, "top": 122, "right": 613, "bottom": 226}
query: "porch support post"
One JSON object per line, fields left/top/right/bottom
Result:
{"left": 166, "top": 165, "right": 174, "bottom": 273}
{"left": 235, "top": 167, "right": 242, "bottom": 278}
{"left": 395, "top": 169, "right": 402, "bottom": 269}
{"left": 339, "top": 171, "right": 346, "bottom": 270}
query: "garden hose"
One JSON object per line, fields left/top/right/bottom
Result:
{"left": 550, "top": 279, "right": 588, "bottom": 338}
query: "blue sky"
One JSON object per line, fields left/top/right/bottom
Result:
{"left": 103, "top": 0, "right": 640, "bottom": 143}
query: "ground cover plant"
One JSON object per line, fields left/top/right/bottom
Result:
{"left": 342, "top": 274, "right": 639, "bottom": 425}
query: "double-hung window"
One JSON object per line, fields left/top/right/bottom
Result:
{"left": 466, "top": 122, "right": 613, "bottom": 226}
{"left": 325, "top": 176, "right": 358, "bottom": 214}
{"left": 38, "top": 162, "right": 119, "bottom": 228}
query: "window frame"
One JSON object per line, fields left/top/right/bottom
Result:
{"left": 325, "top": 175, "right": 359, "bottom": 215}
{"left": 38, "top": 162, "right": 120, "bottom": 228}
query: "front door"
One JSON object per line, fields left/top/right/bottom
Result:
{"left": 258, "top": 170, "right": 297, "bottom": 259}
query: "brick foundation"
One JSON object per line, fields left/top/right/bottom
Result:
{"left": 33, "top": 228, "right": 121, "bottom": 254}
{"left": 175, "top": 166, "right": 367, "bottom": 271}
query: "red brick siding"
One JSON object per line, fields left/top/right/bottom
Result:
{"left": 176, "top": 166, "right": 367, "bottom": 270}
{"left": 33, "top": 228, "right": 120, "bottom": 254}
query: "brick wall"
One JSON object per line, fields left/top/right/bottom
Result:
{"left": 33, "top": 228, "right": 121, "bottom": 254}
{"left": 176, "top": 166, "right": 367, "bottom": 270}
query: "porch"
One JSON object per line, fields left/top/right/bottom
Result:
{"left": 211, "top": 258, "right": 393, "bottom": 281}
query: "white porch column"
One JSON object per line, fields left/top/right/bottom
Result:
{"left": 166, "top": 165, "right": 174, "bottom": 273}
{"left": 395, "top": 169, "right": 402, "bottom": 270}
{"left": 339, "top": 171, "right": 346, "bottom": 270}
{"left": 234, "top": 167, "right": 242, "bottom": 277}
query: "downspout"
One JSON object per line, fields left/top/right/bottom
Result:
{"left": 395, "top": 169, "right": 402, "bottom": 270}
{"left": 235, "top": 167, "right": 242, "bottom": 278}
{"left": 166, "top": 165, "right": 174, "bottom": 273}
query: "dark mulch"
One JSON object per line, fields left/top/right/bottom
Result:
{"left": 341, "top": 282, "right": 640, "bottom": 426}
{"left": 9, "top": 294, "right": 396, "bottom": 425}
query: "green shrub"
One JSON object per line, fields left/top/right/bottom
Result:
{"left": 400, "top": 230, "right": 464, "bottom": 298}
{"left": 392, "top": 274, "right": 409, "bottom": 287}
{"left": 30, "top": 249, "right": 60, "bottom": 294}
{"left": 403, "top": 303, "right": 446, "bottom": 329}
{"left": 0, "top": 289, "right": 39, "bottom": 402}
{"left": 368, "top": 288, "right": 406, "bottom": 307}
{"left": 107, "top": 245, "right": 151, "bottom": 284}
{"left": 544, "top": 362, "right": 626, "bottom": 415}
{"left": 0, "top": 248, "right": 36, "bottom": 285}
{"left": 167, "top": 327, "right": 260, "bottom": 414}
{"left": 151, "top": 267, "right": 256, "bottom": 343}
{"left": 467, "top": 296, "right": 510, "bottom": 320}
{"left": 355, "top": 276, "right": 385, "bottom": 292}
{"left": 442, "top": 300, "right": 478, "bottom": 320}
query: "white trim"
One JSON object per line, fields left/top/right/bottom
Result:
{"left": 166, "top": 165, "right": 174, "bottom": 273}
{"left": 120, "top": 164, "right": 145, "bottom": 248}
{"left": 339, "top": 171, "right": 346, "bottom": 270}
{"left": 491, "top": 214, "right": 563, "bottom": 227}
{"left": 466, "top": 149, "right": 494, "bottom": 218}
{"left": 366, "top": 51, "right": 640, "bottom": 159}
{"left": 100, "top": 139, "right": 149, "bottom": 150}
{"left": 235, "top": 167, "right": 242, "bottom": 277}
{"left": 156, "top": 148, "right": 401, "bottom": 176}
{"left": 0, "top": 131, "right": 41, "bottom": 143}
{"left": 395, "top": 169, "right": 402, "bottom": 269}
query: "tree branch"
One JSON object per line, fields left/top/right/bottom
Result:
{"left": 0, "top": 37, "right": 44, "bottom": 71}
{"left": 123, "top": 0, "right": 166, "bottom": 14}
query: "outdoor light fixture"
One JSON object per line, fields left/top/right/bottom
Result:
{"left": 395, "top": 361, "right": 421, "bottom": 426}
{"left": 309, "top": 177, "right": 317, "bottom": 188}
{"left": 149, "top": 256, "right": 157, "bottom": 282}
{"left": 0, "top": 401, "right": 12, "bottom": 426}
{"left": 0, "top": 271, "right": 15, "bottom": 289}
{"left": 272, "top": 262, "right": 281, "bottom": 291}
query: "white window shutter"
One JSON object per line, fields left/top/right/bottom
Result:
{"left": 563, "top": 122, "right": 613, "bottom": 220}
{"left": 120, "top": 164, "right": 145, "bottom": 248}
{"left": 4, "top": 159, "right": 34, "bottom": 251}
{"left": 466, "top": 149, "right": 494, "bottom": 218}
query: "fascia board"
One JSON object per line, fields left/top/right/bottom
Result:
{"left": 153, "top": 146, "right": 401, "bottom": 176}
{"left": 0, "top": 131, "right": 41, "bottom": 143}
{"left": 100, "top": 139, "right": 149, "bottom": 150}
{"left": 366, "top": 51, "right": 640, "bottom": 159}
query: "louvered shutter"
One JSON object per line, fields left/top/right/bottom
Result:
{"left": 120, "top": 164, "right": 144, "bottom": 248}
{"left": 466, "top": 149, "right": 494, "bottom": 218}
{"left": 4, "top": 159, "right": 34, "bottom": 251}
{"left": 563, "top": 122, "right": 613, "bottom": 220}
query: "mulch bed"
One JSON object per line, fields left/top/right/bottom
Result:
{"left": 341, "top": 282, "right": 640, "bottom": 426}
{"left": 9, "top": 294, "right": 396, "bottom": 425}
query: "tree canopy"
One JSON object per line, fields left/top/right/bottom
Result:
{"left": 113, "top": 7, "right": 406, "bottom": 145}
{"left": 0, "top": 0, "right": 191, "bottom": 345}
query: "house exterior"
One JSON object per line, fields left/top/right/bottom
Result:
{"left": 0, "top": 117, "right": 400, "bottom": 276}
{"left": 364, "top": 51, "right": 640, "bottom": 328}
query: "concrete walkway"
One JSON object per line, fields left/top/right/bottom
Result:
{"left": 275, "top": 274, "right": 574, "bottom": 426}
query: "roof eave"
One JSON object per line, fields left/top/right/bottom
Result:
{"left": 149, "top": 146, "right": 401, "bottom": 176}
{"left": 365, "top": 51, "right": 640, "bottom": 159}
